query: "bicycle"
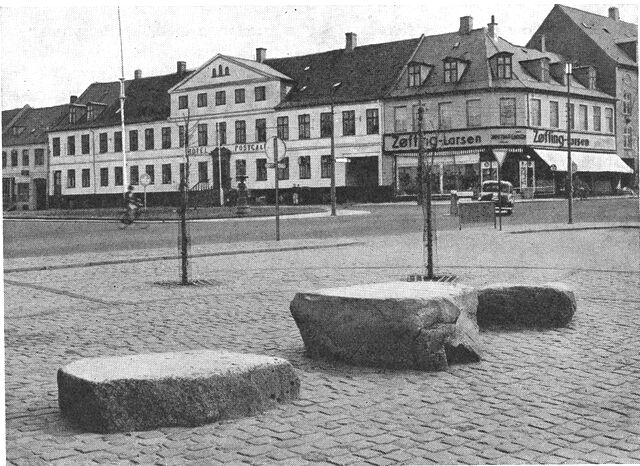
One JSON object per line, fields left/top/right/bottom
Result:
{"left": 119, "top": 201, "right": 148, "bottom": 229}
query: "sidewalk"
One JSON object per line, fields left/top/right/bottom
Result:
{"left": 4, "top": 222, "right": 640, "bottom": 464}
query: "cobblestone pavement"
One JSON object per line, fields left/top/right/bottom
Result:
{"left": 4, "top": 224, "right": 640, "bottom": 464}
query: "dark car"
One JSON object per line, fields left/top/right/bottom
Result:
{"left": 478, "top": 180, "right": 514, "bottom": 214}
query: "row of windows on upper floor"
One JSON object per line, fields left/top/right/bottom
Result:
{"left": 56, "top": 155, "right": 335, "bottom": 190}
{"left": 2, "top": 148, "right": 45, "bottom": 169}
{"left": 393, "top": 98, "right": 616, "bottom": 133}
{"left": 178, "top": 86, "right": 267, "bottom": 110}
{"left": 51, "top": 109, "right": 380, "bottom": 156}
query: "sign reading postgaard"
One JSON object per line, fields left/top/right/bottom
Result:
{"left": 186, "top": 143, "right": 266, "bottom": 156}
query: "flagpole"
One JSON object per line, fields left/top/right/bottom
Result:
{"left": 118, "top": 7, "right": 127, "bottom": 192}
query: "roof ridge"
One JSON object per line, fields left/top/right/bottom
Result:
{"left": 558, "top": 4, "right": 638, "bottom": 27}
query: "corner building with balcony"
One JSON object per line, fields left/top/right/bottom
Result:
{"left": 383, "top": 15, "right": 631, "bottom": 198}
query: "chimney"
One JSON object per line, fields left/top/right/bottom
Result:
{"left": 487, "top": 15, "right": 498, "bottom": 40}
{"left": 70, "top": 95, "right": 78, "bottom": 104}
{"left": 609, "top": 7, "right": 619, "bottom": 21}
{"left": 535, "top": 34, "right": 546, "bottom": 52}
{"left": 345, "top": 32, "right": 357, "bottom": 52}
{"left": 177, "top": 61, "right": 187, "bottom": 75}
{"left": 134, "top": 69, "right": 142, "bottom": 79}
{"left": 459, "top": 16, "right": 473, "bottom": 35}
{"left": 256, "top": 48, "right": 266, "bottom": 63}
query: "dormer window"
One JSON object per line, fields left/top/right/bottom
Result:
{"left": 69, "top": 106, "right": 77, "bottom": 124}
{"left": 407, "top": 63, "right": 432, "bottom": 87}
{"left": 497, "top": 55, "right": 512, "bottom": 79}
{"left": 11, "top": 126, "right": 24, "bottom": 136}
{"left": 86, "top": 104, "right": 94, "bottom": 122}
{"left": 444, "top": 61, "right": 458, "bottom": 83}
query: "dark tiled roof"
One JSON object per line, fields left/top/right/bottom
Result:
{"left": 265, "top": 37, "right": 422, "bottom": 109}
{"left": 2, "top": 107, "right": 24, "bottom": 130}
{"left": 51, "top": 72, "right": 191, "bottom": 132}
{"left": 556, "top": 5, "right": 637, "bottom": 67}
{"left": 2, "top": 104, "right": 68, "bottom": 146}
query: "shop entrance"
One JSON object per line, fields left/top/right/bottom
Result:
{"left": 34, "top": 178, "right": 47, "bottom": 210}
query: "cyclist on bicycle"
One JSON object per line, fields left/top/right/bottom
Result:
{"left": 122, "top": 185, "right": 142, "bottom": 225}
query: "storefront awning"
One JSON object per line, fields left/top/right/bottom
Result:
{"left": 534, "top": 149, "right": 633, "bottom": 174}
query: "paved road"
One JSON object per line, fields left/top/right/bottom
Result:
{"left": 3, "top": 197, "right": 639, "bottom": 258}
{"left": 3, "top": 221, "right": 640, "bottom": 464}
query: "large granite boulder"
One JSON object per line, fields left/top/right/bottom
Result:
{"left": 58, "top": 350, "right": 300, "bottom": 433}
{"left": 290, "top": 281, "right": 482, "bottom": 371}
{"left": 477, "top": 283, "right": 576, "bottom": 329}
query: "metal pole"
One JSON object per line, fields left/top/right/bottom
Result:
{"left": 566, "top": 63, "right": 573, "bottom": 224}
{"left": 330, "top": 99, "right": 337, "bottom": 216}
{"left": 497, "top": 160, "right": 502, "bottom": 231}
{"left": 117, "top": 8, "right": 127, "bottom": 192}
{"left": 216, "top": 123, "right": 224, "bottom": 206}
{"left": 274, "top": 137, "right": 280, "bottom": 241}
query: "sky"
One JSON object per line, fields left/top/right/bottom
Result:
{"left": 0, "top": 2, "right": 637, "bottom": 110}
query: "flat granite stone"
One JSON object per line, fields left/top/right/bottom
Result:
{"left": 477, "top": 282, "right": 576, "bottom": 329}
{"left": 58, "top": 350, "right": 300, "bottom": 433}
{"left": 290, "top": 281, "right": 482, "bottom": 371}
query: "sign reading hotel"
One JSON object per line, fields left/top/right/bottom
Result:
{"left": 186, "top": 143, "right": 266, "bottom": 156}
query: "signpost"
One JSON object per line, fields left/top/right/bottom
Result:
{"left": 493, "top": 150, "right": 508, "bottom": 231}
{"left": 265, "top": 136, "right": 286, "bottom": 241}
{"left": 139, "top": 173, "right": 151, "bottom": 209}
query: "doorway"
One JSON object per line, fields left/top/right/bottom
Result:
{"left": 34, "top": 178, "right": 47, "bottom": 210}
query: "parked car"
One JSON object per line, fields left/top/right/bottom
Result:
{"left": 478, "top": 180, "right": 514, "bottom": 214}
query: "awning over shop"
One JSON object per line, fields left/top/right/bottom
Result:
{"left": 534, "top": 149, "right": 633, "bottom": 174}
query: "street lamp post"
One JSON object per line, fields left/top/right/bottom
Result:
{"left": 330, "top": 82, "right": 342, "bottom": 216}
{"left": 566, "top": 63, "right": 573, "bottom": 224}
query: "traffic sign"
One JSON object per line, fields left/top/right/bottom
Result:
{"left": 493, "top": 150, "right": 508, "bottom": 167}
{"left": 549, "top": 164, "right": 557, "bottom": 171}
{"left": 571, "top": 161, "right": 578, "bottom": 173}
{"left": 265, "top": 136, "right": 286, "bottom": 160}
{"left": 140, "top": 174, "right": 151, "bottom": 186}
{"left": 266, "top": 162, "right": 287, "bottom": 169}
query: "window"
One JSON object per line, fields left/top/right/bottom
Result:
{"left": 408, "top": 64, "right": 422, "bottom": 87}
{"left": 69, "top": 106, "right": 77, "bottom": 124}
{"left": 366, "top": 109, "right": 379, "bottom": 134}
{"left": 145, "top": 165, "right": 155, "bottom": 184}
{"left": 162, "top": 164, "right": 172, "bottom": 184}
{"left": 499, "top": 98, "right": 516, "bottom": 126}
{"left": 550, "top": 101, "right": 559, "bottom": 128}
{"left": 342, "top": 110, "right": 355, "bottom": 136}
{"left": 320, "top": 112, "right": 332, "bottom": 138}
{"left": 198, "top": 162, "right": 208, "bottom": 182}
{"left": 593, "top": 106, "right": 601, "bottom": 132}
{"left": 277, "top": 157, "right": 289, "bottom": 180}
{"left": 67, "top": 136, "right": 75, "bottom": 155}
{"left": 145, "top": 128, "right": 154, "bottom": 150}
{"left": 129, "top": 130, "right": 138, "bottom": 151}
{"left": 178, "top": 95, "right": 188, "bottom": 109}
{"left": 215, "top": 91, "right": 226, "bottom": 106}
{"left": 394, "top": 106, "right": 408, "bottom": 132}
{"left": 579, "top": 105, "right": 588, "bottom": 130}
{"left": 438, "top": 102, "right": 452, "bottom": 130}
{"left": 604, "top": 108, "right": 613, "bottom": 133}
{"left": 81, "top": 134, "right": 90, "bottom": 154}
{"left": 236, "top": 159, "right": 247, "bottom": 177}
{"left": 299, "top": 156, "right": 311, "bottom": 179}
{"left": 114, "top": 166, "right": 123, "bottom": 186}
{"left": 100, "top": 167, "right": 109, "bottom": 187}
{"left": 277, "top": 116, "right": 289, "bottom": 140}
{"left": 531, "top": 98, "right": 542, "bottom": 127}
{"left": 99, "top": 133, "right": 108, "bottom": 153}
{"left": 197, "top": 93, "right": 208, "bottom": 108}
{"left": 67, "top": 169, "right": 76, "bottom": 188}
{"left": 235, "top": 89, "right": 245, "bottom": 104}
{"left": 411, "top": 105, "right": 422, "bottom": 131}
{"left": 256, "top": 159, "right": 267, "bottom": 181}
{"left": 114, "top": 131, "right": 122, "bottom": 153}
{"left": 198, "top": 124, "right": 208, "bottom": 146}
{"left": 466, "top": 99, "right": 482, "bottom": 127}
{"left": 52, "top": 137, "right": 60, "bottom": 156}
{"left": 2, "top": 151, "right": 6, "bottom": 168}
{"left": 444, "top": 61, "right": 458, "bottom": 83}
{"left": 22, "top": 149, "right": 29, "bottom": 166}
{"left": 34, "top": 149, "right": 44, "bottom": 166}
{"left": 17, "top": 183, "right": 29, "bottom": 202}
{"left": 624, "top": 126, "right": 633, "bottom": 149}
{"left": 255, "top": 119, "right": 267, "bottom": 142}
{"left": 179, "top": 125, "right": 186, "bottom": 148}
{"left": 540, "top": 60, "right": 549, "bottom": 82}
{"left": 235, "top": 120, "right": 246, "bottom": 143}
{"left": 255, "top": 86, "right": 266, "bottom": 101}
{"left": 298, "top": 114, "right": 310, "bottom": 139}
{"left": 321, "top": 155, "right": 331, "bottom": 178}
{"left": 623, "top": 92, "right": 632, "bottom": 115}
{"left": 86, "top": 104, "right": 94, "bottom": 122}
{"left": 81, "top": 168, "right": 90, "bottom": 188}
{"left": 161, "top": 127, "right": 171, "bottom": 149}
{"left": 130, "top": 165, "right": 139, "bottom": 185}
{"left": 11, "top": 150, "right": 18, "bottom": 166}
{"left": 225, "top": 66, "right": 229, "bottom": 75}
{"left": 568, "top": 103, "right": 575, "bottom": 130}
{"left": 497, "top": 55, "right": 512, "bottom": 79}
{"left": 217, "top": 122, "right": 227, "bottom": 145}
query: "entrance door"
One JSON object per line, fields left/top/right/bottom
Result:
{"left": 53, "top": 170, "right": 62, "bottom": 208}
{"left": 34, "top": 178, "right": 47, "bottom": 210}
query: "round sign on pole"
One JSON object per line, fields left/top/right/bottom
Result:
{"left": 549, "top": 164, "right": 557, "bottom": 171}
{"left": 140, "top": 174, "right": 151, "bottom": 186}
{"left": 265, "top": 136, "right": 286, "bottom": 160}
